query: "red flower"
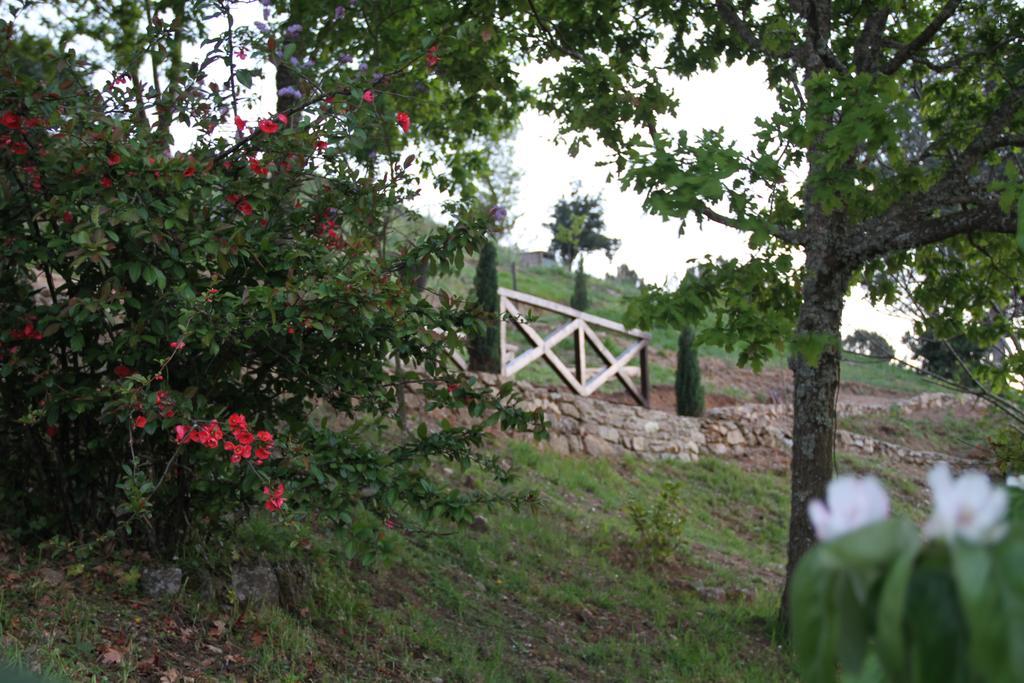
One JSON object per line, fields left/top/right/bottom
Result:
{"left": 46, "top": 425, "right": 59, "bottom": 439}
{"left": 277, "top": 113, "right": 288, "bottom": 124}
{"left": 237, "top": 199, "right": 253, "bottom": 216}
{"left": 183, "top": 166, "right": 196, "bottom": 177}
{"left": 425, "top": 45, "right": 439, "bottom": 68}
{"left": 263, "top": 484, "right": 286, "bottom": 511}
{"left": 100, "top": 176, "right": 113, "bottom": 188}
{"left": 256, "top": 430, "right": 274, "bottom": 443}
{"left": 10, "top": 141, "right": 28, "bottom": 155}
{"left": 248, "top": 156, "right": 268, "bottom": 176}
{"left": 315, "top": 140, "right": 327, "bottom": 151}
{"left": 113, "top": 364, "right": 134, "bottom": 378}
{"left": 395, "top": 111, "right": 410, "bottom": 133}
{"left": 258, "top": 119, "right": 280, "bottom": 134}
{"left": 235, "top": 115, "right": 246, "bottom": 131}
{"left": 228, "top": 413, "right": 248, "bottom": 430}
{"left": 1, "top": 112, "right": 21, "bottom": 129}
{"left": 255, "top": 447, "right": 271, "bottom": 461}
{"left": 107, "top": 153, "right": 121, "bottom": 166}
{"left": 134, "top": 415, "right": 148, "bottom": 429}
{"left": 362, "top": 90, "right": 374, "bottom": 103}
{"left": 63, "top": 211, "right": 73, "bottom": 224}
{"left": 169, "top": 340, "right": 185, "bottom": 350}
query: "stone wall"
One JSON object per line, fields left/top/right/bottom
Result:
{"left": 512, "top": 382, "right": 704, "bottom": 463}
{"left": 410, "top": 375, "right": 982, "bottom": 468}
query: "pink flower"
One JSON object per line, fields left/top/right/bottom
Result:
{"left": 258, "top": 119, "right": 280, "bottom": 134}
{"left": 362, "top": 90, "right": 374, "bottom": 103}
{"left": 169, "top": 340, "right": 185, "bottom": 350}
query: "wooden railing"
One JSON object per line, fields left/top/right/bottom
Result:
{"left": 498, "top": 287, "right": 650, "bottom": 407}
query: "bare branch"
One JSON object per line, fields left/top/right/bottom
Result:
{"left": 879, "top": 0, "right": 963, "bottom": 75}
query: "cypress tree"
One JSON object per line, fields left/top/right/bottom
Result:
{"left": 468, "top": 240, "right": 500, "bottom": 372}
{"left": 675, "top": 326, "right": 704, "bottom": 417}
{"left": 570, "top": 261, "right": 588, "bottom": 311}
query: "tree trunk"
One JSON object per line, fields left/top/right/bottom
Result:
{"left": 778, "top": 247, "right": 852, "bottom": 632}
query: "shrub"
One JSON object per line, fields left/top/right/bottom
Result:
{"left": 627, "top": 481, "right": 686, "bottom": 562}
{"left": 570, "top": 262, "right": 588, "bottom": 311}
{"left": 468, "top": 239, "right": 500, "bottom": 372}
{"left": 675, "top": 327, "right": 704, "bottom": 416}
{"left": 842, "top": 329, "right": 895, "bottom": 359}
{"left": 0, "top": 19, "right": 542, "bottom": 555}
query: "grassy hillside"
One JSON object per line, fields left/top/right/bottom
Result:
{"left": 1, "top": 432, "right": 947, "bottom": 682}
{"left": 0, "top": 441, "right": 790, "bottom": 682}
{"left": 442, "top": 247, "right": 938, "bottom": 398}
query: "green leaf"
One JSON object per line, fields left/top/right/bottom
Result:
{"left": 818, "top": 519, "right": 918, "bottom": 570}
{"left": 791, "top": 548, "right": 839, "bottom": 682}
{"left": 875, "top": 544, "right": 919, "bottom": 680}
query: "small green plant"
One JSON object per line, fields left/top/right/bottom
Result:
{"left": 627, "top": 481, "right": 686, "bottom": 562}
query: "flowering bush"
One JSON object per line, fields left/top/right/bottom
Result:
{"left": 0, "top": 9, "right": 542, "bottom": 554}
{"left": 791, "top": 464, "right": 1024, "bottom": 682}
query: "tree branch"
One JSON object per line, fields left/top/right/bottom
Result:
{"left": 852, "top": 8, "right": 890, "bottom": 72}
{"left": 715, "top": 0, "right": 763, "bottom": 53}
{"left": 856, "top": 199, "right": 1014, "bottom": 262}
{"left": 696, "top": 205, "right": 804, "bottom": 247}
{"left": 879, "top": 0, "right": 962, "bottom": 75}
{"left": 525, "top": 0, "right": 585, "bottom": 61}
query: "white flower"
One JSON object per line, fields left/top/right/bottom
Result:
{"left": 923, "top": 462, "right": 1008, "bottom": 544}
{"left": 808, "top": 475, "right": 890, "bottom": 541}
{"left": 1007, "top": 474, "right": 1024, "bottom": 491}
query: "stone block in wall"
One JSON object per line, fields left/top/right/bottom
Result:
{"left": 560, "top": 401, "right": 582, "bottom": 419}
{"left": 584, "top": 434, "right": 618, "bottom": 457}
{"left": 548, "top": 434, "right": 570, "bottom": 454}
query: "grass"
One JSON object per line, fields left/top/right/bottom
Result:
{"left": 839, "top": 406, "right": 1001, "bottom": 457}
{"left": 1, "top": 439, "right": 799, "bottom": 682}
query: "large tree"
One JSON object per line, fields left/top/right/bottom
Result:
{"left": 523, "top": 0, "right": 1024, "bottom": 623}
